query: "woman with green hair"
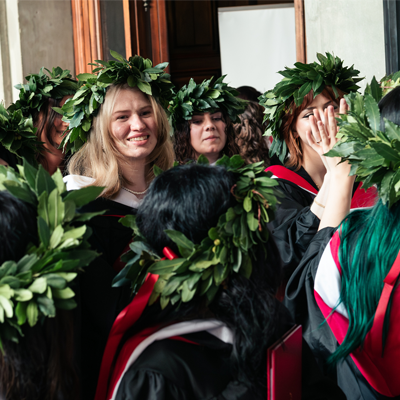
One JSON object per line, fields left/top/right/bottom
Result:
{"left": 259, "top": 53, "right": 377, "bottom": 281}
{"left": 170, "top": 76, "right": 244, "bottom": 164}
{"left": 285, "top": 83, "right": 400, "bottom": 399}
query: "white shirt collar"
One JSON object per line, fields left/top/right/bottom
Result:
{"left": 63, "top": 174, "right": 143, "bottom": 209}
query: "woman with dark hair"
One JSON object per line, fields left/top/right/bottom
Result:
{"left": 94, "top": 159, "right": 345, "bottom": 400}
{"left": 285, "top": 84, "right": 400, "bottom": 399}
{"left": 0, "top": 162, "right": 99, "bottom": 400}
{"left": 234, "top": 101, "right": 270, "bottom": 165}
{"left": 170, "top": 77, "right": 244, "bottom": 164}
{"left": 1, "top": 67, "right": 79, "bottom": 173}
{"left": 259, "top": 53, "right": 376, "bottom": 281}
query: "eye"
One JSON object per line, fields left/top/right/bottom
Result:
{"left": 192, "top": 119, "right": 202, "bottom": 125}
{"left": 141, "top": 110, "right": 152, "bottom": 117}
{"left": 116, "top": 115, "right": 128, "bottom": 120}
{"left": 212, "top": 116, "right": 222, "bottom": 121}
{"left": 303, "top": 112, "right": 313, "bottom": 119}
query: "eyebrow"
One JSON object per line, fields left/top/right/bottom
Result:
{"left": 304, "top": 101, "right": 336, "bottom": 112}
{"left": 112, "top": 105, "right": 152, "bottom": 115}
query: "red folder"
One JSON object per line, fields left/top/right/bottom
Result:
{"left": 267, "top": 325, "right": 302, "bottom": 400}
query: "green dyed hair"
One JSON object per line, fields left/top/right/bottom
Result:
{"left": 329, "top": 200, "right": 400, "bottom": 363}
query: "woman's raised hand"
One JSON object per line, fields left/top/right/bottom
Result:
{"left": 306, "top": 99, "right": 350, "bottom": 176}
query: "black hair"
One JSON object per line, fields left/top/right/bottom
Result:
{"left": 134, "top": 163, "right": 287, "bottom": 387}
{"left": 379, "top": 86, "right": 400, "bottom": 131}
{"left": 236, "top": 86, "right": 262, "bottom": 102}
{"left": 137, "top": 163, "right": 236, "bottom": 256}
{"left": 0, "top": 191, "right": 38, "bottom": 264}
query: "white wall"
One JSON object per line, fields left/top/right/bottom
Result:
{"left": 218, "top": 4, "right": 296, "bottom": 93}
{"left": 304, "top": 0, "right": 386, "bottom": 90}
{"left": 5, "top": 0, "right": 23, "bottom": 103}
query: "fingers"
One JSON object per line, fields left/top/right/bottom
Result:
{"left": 339, "top": 98, "right": 348, "bottom": 115}
{"left": 327, "top": 106, "right": 338, "bottom": 144}
{"left": 309, "top": 115, "right": 321, "bottom": 144}
{"left": 306, "top": 130, "right": 321, "bottom": 153}
{"left": 317, "top": 120, "right": 330, "bottom": 152}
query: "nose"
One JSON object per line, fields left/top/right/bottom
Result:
{"left": 130, "top": 114, "right": 146, "bottom": 131}
{"left": 204, "top": 114, "right": 216, "bottom": 131}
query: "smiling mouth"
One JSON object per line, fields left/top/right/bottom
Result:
{"left": 128, "top": 135, "right": 149, "bottom": 142}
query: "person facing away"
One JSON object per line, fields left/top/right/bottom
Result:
{"left": 94, "top": 162, "right": 346, "bottom": 400}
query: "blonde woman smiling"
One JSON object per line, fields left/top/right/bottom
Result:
{"left": 60, "top": 53, "right": 175, "bottom": 399}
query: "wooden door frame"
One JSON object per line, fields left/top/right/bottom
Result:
{"left": 294, "top": 0, "right": 306, "bottom": 63}
{"left": 70, "top": 0, "right": 103, "bottom": 76}
{"left": 123, "top": 0, "right": 169, "bottom": 68}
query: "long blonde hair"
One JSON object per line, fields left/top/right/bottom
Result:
{"left": 67, "top": 84, "right": 175, "bottom": 198}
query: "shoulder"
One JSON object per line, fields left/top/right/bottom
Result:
{"left": 63, "top": 174, "right": 95, "bottom": 190}
{"left": 117, "top": 337, "right": 234, "bottom": 400}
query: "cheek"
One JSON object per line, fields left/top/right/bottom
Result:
{"left": 295, "top": 118, "right": 309, "bottom": 137}
{"left": 189, "top": 126, "right": 201, "bottom": 148}
{"left": 110, "top": 122, "right": 124, "bottom": 141}
{"left": 220, "top": 130, "right": 227, "bottom": 147}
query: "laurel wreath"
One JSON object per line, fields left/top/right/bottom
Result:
{"left": 0, "top": 159, "right": 103, "bottom": 344}
{"left": 259, "top": 52, "right": 363, "bottom": 163}
{"left": 57, "top": 51, "right": 175, "bottom": 153}
{"left": 0, "top": 104, "right": 42, "bottom": 166}
{"left": 168, "top": 76, "right": 246, "bottom": 130}
{"left": 326, "top": 76, "right": 400, "bottom": 207}
{"left": 112, "top": 155, "right": 280, "bottom": 308}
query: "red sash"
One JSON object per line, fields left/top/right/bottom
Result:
{"left": 95, "top": 247, "right": 183, "bottom": 400}
{"left": 316, "top": 232, "right": 400, "bottom": 397}
{"left": 94, "top": 273, "right": 159, "bottom": 400}
{"left": 265, "top": 165, "right": 378, "bottom": 209}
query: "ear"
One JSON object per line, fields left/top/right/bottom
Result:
{"left": 292, "top": 129, "right": 299, "bottom": 139}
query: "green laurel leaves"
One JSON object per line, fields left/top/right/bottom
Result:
{"left": 326, "top": 77, "right": 400, "bottom": 207}
{"left": 259, "top": 52, "right": 363, "bottom": 163}
{"left": 0, "top": 104, "right": 42, "bottom": 166}
{"left": 0, "top": 159, "right": 102, "bottom": 344}
{"left": 58, "top": 51, "right": 174, "bottom": 153}
{"left": 168, "top": 76, "right": 246, "bottom": 130}
{"left": 8, "top": 67, "right": 79, "bottom": 118}
{"left": 113, "top": 155, "right": 280, "bottom": 308}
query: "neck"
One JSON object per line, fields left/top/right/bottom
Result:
{"left": 119, "top": 158, "right": 149, "bottom": 192}
{"left": 301, "top": 147, "right": 326, "bottom": 188}
{"left": 200, "top": 152, "right": 220, "bottom": 165}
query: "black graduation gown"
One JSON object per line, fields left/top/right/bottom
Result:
{"left": 267, "top": 166, "right": 320, "bottom": 281}
{"left": 74, "top": 198, "right": 136, "bottom": 400}
{"left": 113, "top": 306, "right": 346, "bottom": 400}
{"left": 284, "top": 228, "right": 400, "bottom": 400}
{"left": 115, "top": 331, "right": 258, "bottom": 400}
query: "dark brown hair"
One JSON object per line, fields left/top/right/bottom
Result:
{"left": 281, "top": 86, "right": 345, "bottom": 170}
{"left": 0, "top": 311, "right": 79, "bottom": 400}
{"left": 174, "top": 112, "right": 240, "bottom": 164}
{"left": 32, "top": 98, "right": 64, "bottom": 172}
{"left": 234, "top": 101, "right": 270, "bottom": 166}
